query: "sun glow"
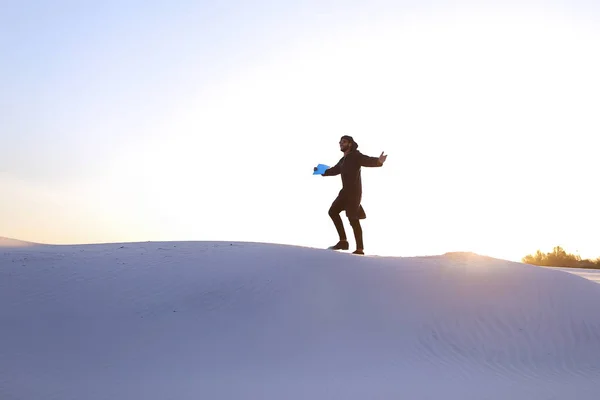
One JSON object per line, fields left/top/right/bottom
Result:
{"left": 2, "top": 5, "right": 599, "bottom": 261}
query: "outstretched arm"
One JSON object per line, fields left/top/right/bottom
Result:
{"left": 322, "top": 160, "right": 342, "bottom": 176}
{"left": 359, "top": 151, "right": 387, "bottom": 167}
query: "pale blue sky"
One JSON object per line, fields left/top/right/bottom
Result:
{"left": 1, "top": 0, "right": 426, "bottom": 182}
{"left": 2, "top": 0, "right": 599, "bottom": 260}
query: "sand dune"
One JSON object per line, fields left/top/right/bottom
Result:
{"left": 1, "top": 242, "right": 600, "bottom": 399}
{"left": 554, "top": 266, "right": 600, "bottom": 285}
{"left": 0, "top": 236, "right": 41, "bottom": 247}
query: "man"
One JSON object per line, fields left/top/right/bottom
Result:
{"left": 315, "top": 135, "right": 387, "bottom": 255}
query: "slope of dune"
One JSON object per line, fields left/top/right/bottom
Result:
{"left": 0, "top": 236, "right": 41, "bottom": 247}
{"left": 555, "top": 267, "right": 600, "bottom": 285}
{"left": 1, "top": 241, "right": 600, "bottom": 399}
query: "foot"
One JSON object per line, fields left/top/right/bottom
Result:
{"left": 328, "top": 240, "right": 349, "bottom": 250}
{"left": 352, "top": 249, "right": 364, "bottom": 255}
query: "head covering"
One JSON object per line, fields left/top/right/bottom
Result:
{"left": 340, "top": 135, "right": 359, "bottom": 150}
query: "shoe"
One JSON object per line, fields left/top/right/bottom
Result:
{"left": 352, "top": 249, "right": 364, "bottom": 255}
{"left": 328, "top": 240, "right": 349, "bottom": 250}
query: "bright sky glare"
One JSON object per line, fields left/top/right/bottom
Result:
{"left": 1, "top": 1, "right": 599, "bottom": 261}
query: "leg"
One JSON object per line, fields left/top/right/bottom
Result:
{"left": 349, "top": 218, "right": 364, "bottom": 251}
{"left": 328, "top": 196, "right": 347, "bottom": 241}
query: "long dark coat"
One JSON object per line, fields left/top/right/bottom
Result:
{"left": 323, "top": 149, "right": 382, "bottom": 219}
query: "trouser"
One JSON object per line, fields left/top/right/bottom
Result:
{"left": 328, "top": 195, "right": 364, "bottom": 250}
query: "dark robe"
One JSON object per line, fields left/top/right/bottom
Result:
{"left": 323, "top": 149, "right": 382, "bottom": 219}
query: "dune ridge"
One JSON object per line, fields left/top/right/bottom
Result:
{"left": 0, "top": 236, "right": 42, "bottom": 247}
{"left": 1, "top": 241, "right": 599, "bottom": 399}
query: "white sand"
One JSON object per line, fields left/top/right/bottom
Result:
{"left": 0, "top": 236, "right": 40, "bottom": 248}
{"left": 554, "top": 267, "right": 600, "bottom": 285}
{"left": 1, "top": 241, "right": 600, "bottom": 399}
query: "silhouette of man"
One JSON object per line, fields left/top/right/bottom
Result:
{"left": 315, "top": 135, "right": 387, "bottom": 255}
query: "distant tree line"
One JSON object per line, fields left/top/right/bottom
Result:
{"left": 522, "top": 246, "right": 600, "bottom": 269}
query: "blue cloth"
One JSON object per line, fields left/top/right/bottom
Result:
{"left": 313, "top": 164, "right": 330, "bottom": 175}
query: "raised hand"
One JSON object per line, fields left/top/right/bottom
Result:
{"left": 378, "top": 151, "right": 387, "bottom": 165}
